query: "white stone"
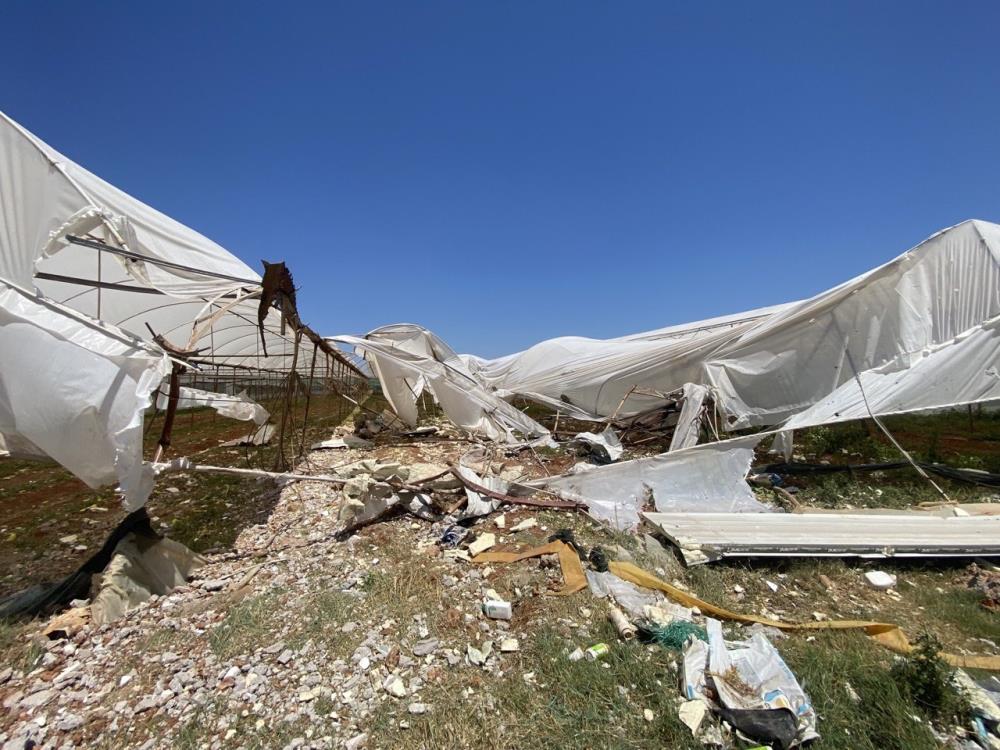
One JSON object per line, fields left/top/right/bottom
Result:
{"left": 864, "top": 571, "right": 897, "bottom": 589}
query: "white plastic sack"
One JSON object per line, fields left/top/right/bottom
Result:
{"left": 705, "top": 619, "right": 818, "bottom": 742}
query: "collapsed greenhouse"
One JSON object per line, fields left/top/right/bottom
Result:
{"left": 4, "top": 109, "right": 1000, "bottom": 750}
{"left": 3, "top": 107, "right": 1000, "bottom": 533}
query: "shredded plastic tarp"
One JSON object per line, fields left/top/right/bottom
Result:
{"left": 0, "top": 286, "right": 169, "bottom": 509}
{"left": 329, "top": 328, "right": 549, "bottom": 444}
{"left": 531, "top": 435, "right": 770, "bottom": 529}
{"left": 570, "top": 427, "right": 624, "bottom": 463}
{"left": 91, "top": 534, "right": 205, "bottom": 625}
{"left": 156, "top": 386, "right": 269, "bottom": 426}
{"left": 353, "top": 220, "right": 1000, "bottom": 452}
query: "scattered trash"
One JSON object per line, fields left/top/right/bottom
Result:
{"left": 644, "top": 601, "right": 695, "bottom": 626}
{"left": 681, "top": 638, "right": 711, "bottom": 701}
{"left": 310, "top": 435, "right": 374, "bottom": 450}
{"left": 717, "top": 706, "right": 799, "bottom": 750}
{"left": 954, "top": 669, "right": 1000, "bottom": 731}
{"left": 500, "top": 638, "right": 520, "bottom": 653}
{"left": 482, "top": 599, "right": 512, "bottom": 620}
{"left": 587, "top": 569, "right": 661, "bottom": 619}
{"left": 220, "top": 423, "right": 275, "bottom": 447}
{"left": 584, "top": 643, "right": 610, "bottom": 661}
{"left": 438, "top": 525, "right": 469, "bottom": 548}
{"left": 844, "top": 682, "right": 861, "bottom": 704}
{"left": 607, "top": 604, "right": 637, "bottom": 640}
{"left": 568, "top": 647, "right": 585, "bottom": 662}
{"left": 704, "top": 618, "right": 818, "bottom": 745}
{"left": 643, "top": 708, "right": 654, "bottom": 722}
{"left": 647, "top": 620, "right": 707, "bottom": 650}
{"left": 609, "top": 560, "right": 1000, "bottom": 670}
{"left": 765, "top": 580, "right": 779, "bottom": 593}
{"left": 748, "top": 472, "right": 783, "bottom": 487}
{"left": 467, "top": 641, "right": 494, "bottom": 667}
{"left": 864, "top": 570, "right": 897, "bottom": 589}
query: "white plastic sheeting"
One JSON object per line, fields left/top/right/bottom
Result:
{"left": 570, "top": 427, "right": 624, "bottom": 462}
{"left": 668, "top": 382, "right": 710, "bottom": 452}
{"left": 463, "top": 304, "right": 793, "bottom": 421}
{"left": 0, "top": 111, "right": 339, "bottom": 506}
{"left": 329, "top": 326, "right": 548, "bottom": 443}
{"left": 1, "top": 111, "right": 328, "bottom": 372}
{"left": 156, "top": 387, "right": 269, "bottom": 426}
{"left": 361, "top": 220, "right": 1000, "bottom": 444}
{"left": 707, "top": 219, "right": 1000, "bottom": 429}
{"left": 530, "top": 436, "right": 769, "bottom": 530}
{"left": 0, "top": 285, "right": 169, "bottom": 509}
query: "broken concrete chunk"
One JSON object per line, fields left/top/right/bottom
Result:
{"left": 468, "top": 533, "right": 496, "bottom": 557}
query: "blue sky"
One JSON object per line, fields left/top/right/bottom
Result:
{"left": 3, "top": 2, "right": 999, "bottom": 357}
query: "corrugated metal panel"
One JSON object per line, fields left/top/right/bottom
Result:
{"left": 643, "top": 511, "right": 1000, "bottom": 565}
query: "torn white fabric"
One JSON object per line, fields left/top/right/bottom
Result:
{"left": 454, "top": 464, "right": 503, "bottom": 520}
{"left": 532, "top": 435, "right": 769, "bottom": 529}
{"left": 769, "top": 430, "right": 794, "bottom": 461}
{"left": 156, "top": 386, "right": 269, "bottom": 426}
{"left": 329, "top": 330, "right": 548, "bottom": 443}
{"left": 222, "top": 424, "right": 275, "bottom": 447}
{"left": 707, "top": 219, "right": 1000, "bottom": 429}
{"left": 311, "top": 435, "right": 373, "bottom": 450}
{"left": 0, "top": 284, "right": 169, "bottom": 509}
{"left": 571, "top": 427, "right": 624, "bottom": 462}
{"left": 361, "top": 220, "right": 1000, "bottom": 440}
{"left": 586, "top": 570, "right": 662, "bottom": 619}
{"left": 462, "top": 304, "right": 793, "bottom": 420}
{"left": 668, "top": 383, "right": 710, "bottom": 452}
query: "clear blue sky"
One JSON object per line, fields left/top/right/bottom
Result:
{"left": 3, "top": 2, "right": 999, "bottom": 357}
